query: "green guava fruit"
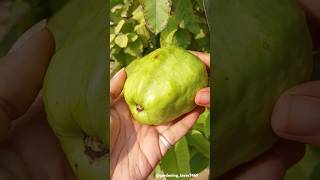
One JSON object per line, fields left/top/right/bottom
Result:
{"left": 123, "top": 46, "right": 208, "bottom": 125}
{"left": 43, "top": 0, "right": 108, "bottom": 180}
{"left": 207, "top": 0, "right": 313, "bottom": 177}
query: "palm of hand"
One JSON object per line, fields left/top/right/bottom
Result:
{"left": 110, "top": 75, "right": 203, "bottom": 180}
{"left": 110, "top": 97, "right": 163, "bottom": 180}
{"left": 0, "top": 98, "right": 75, "bottom": 180}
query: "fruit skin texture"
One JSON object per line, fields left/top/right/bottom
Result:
{"left": 43, "top": 0, "right": 108, "bottom": 180}
{"left": 209, "top": 0, "right": 313, "bottom": 177}
{"left": 124, "top": 46, "right": 208, "bottom": 125}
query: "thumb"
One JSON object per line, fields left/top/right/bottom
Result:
{"left": 271, "top": 81, "right": 320, "bottom": 146}
{"left": 110, "top": 68, "right": 126, "bottom": 105}
{"left": 0, "top": 19, "right": 54, "bottom": 140}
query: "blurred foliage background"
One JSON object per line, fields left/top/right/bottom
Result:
{"left": 0, "top": 0, "right": 70, "bottom": 56}
{"left": 110, "top": 0, "right": 210, "bottom": 77}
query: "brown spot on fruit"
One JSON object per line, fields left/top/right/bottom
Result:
{"left": 83, "top": 136, "right": 107, "bottom": 161}
{"left": 136, "top": 104, "right": 144, "bottom": 112}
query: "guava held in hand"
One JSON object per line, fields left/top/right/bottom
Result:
{"left": 124, "top": 46, "right": 208, "bottom": 125}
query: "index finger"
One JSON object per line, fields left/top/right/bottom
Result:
{"left": 157, "top": 107, "right": 204, "bottom": 156}
{"left": 190, "top": 51, "right": 210, "bottom": 68}
{"left": 0, "top": 20, "right": 54, "bottom": 120}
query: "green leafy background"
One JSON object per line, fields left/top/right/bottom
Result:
{"left": 110, "top": 0, "right": 210, "bottom": 76}
{"left": 0, "top": 0, "right": 69, "bottom": 56}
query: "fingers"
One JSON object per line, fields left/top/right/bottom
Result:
{"left": 271, "top": 81, "right": 320, "bottom": 146}
{"left": 9, "top": 97, "right": 75, "bottom": 180}
{"left": 0, "top": 20, "right": 54, "bottom": 120}
{"left": 189, "top": 51, "right": 210, "bottom": 68}
{"left": 195, "top": 87, "right": 210, "bottom": 107}
{"left": 190, "top": 51, "right": 210, "bottom": 108}
{"left": 217, "top": 140, "right": 305, "bottom": 180}
{"left": 0, "top": 147, "right": 31, "bottom": 180}
{"left": 110, "top": 68, "right": 127, "bottom": 105}
{"left": 158, "top": 107, "right": 204, "bottom": 155}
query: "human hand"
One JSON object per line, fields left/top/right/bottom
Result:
{"left": 0, "top": 20, "right": 75, "bottom": 179}
{"left": 299, "top": 0, "right": 320, "bottom": 22}
{"left": 219, "top": 81, "right": 320, "bottom": 179}
{"left": 1, "top": 95, "right": 75, "bottom": 180}
{"left": 110, "top": 64, "right": 205, "bottom": 179}
{"left": 270, "top": 79, "right": 320, "bottom": 146}
{"left": 213, "top": 67, "right": 317, "bottom": 180}
{"left": 271, "top": 0, "right": 320, "bottom": 151}
{"left": 191, "top": 51, "right": 210, "bottom": 108}
{"left": 0, "top": 20, "right": 53, "bottom": 139}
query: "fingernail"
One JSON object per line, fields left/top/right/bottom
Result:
{"left": 112, "top": 68, "right": 124, "bottom": 79}
{"left": 272, "top": 94, "right": 320, "bottom": 136}
{"left": 196, "top": 90, "right": 210, "bottom": 106}
{"left": 9, "top": 19, "right": 47, "bottom": 54}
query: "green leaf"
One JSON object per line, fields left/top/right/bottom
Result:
{"left": 113, "top": 51, "right": 136, "bottom": 66}
{"left": 110, "top": 34, "right": 116, "bottom": 43}
{"left": 124, "top": 38, "right": 143, "bottom": 57}
{"left": 285, "top": 145, "right": 320, "bottom": 180}
{"left": 310, "top": 163, "right": 320, "bottom": 180}
{"left": 160, "top": 17, "right": 178, "bottom": 47}
{"left": 193, "top": 109, "right": 209, "bottom": 136}
{"left": 132, "top": 6, "right": 145, "bottom": 23}
{"left": 111, "top": 0, "right": 122, "bottom": 7}
{"left": 110, "top": 42, "right": 115, "bottom": 49}
{"left": 195, "top": 28, "right": 206, "bottom": 39}
{"left": 194, "top": 0, "right": 205, "bottom": 11}
{"left": 189, "top": 33, "right": 210, "bottom": 52}
{"left": 114, "top": 19, "right": 125, "bottom": 34}
{"left": 134, "top": 23, "right": 151, "bottom": 46}
{"left": 172, "top": 28, "right": 191, "bottom": 48}
{"left": 160, "top": 137, "right": 191, "bottom": 179}
{"left": 115, "top": 34, "right": 129, "bottom": 48}
{"left": 175, "top": 137, "right": 191, "bottom": 175}
{"left": 141, "top": 0, "right": 172, "bottom": 34}
{"left": 127, "top": 0, "right": 141, "bottom": 16}
{"left": 285, "top": 165, "right": 308, "bottom": 180}
{"left": 127, "top": 33, "right": 138, "bottom": 42}
{"left": 110, "top": 61, "right": 122, "bottom": 77}
{"left": 123, "top": 21, "right": 137, "bottom": 34}
{"left": 120, "top": 0, "right": 134, "bottom": 17}
{"left": 111, "top": 4, "right": 123, "bottom": 13}
{"left": 160, "top": 148, "right": 179, "bottom": 176}
{"left": 195, "top": 109, "right": 211, "bottom": 138}
{"left": 190, "top": 152, "right": 209, "bottom": 174}
{"left": 187, "top": 130, "right": 210, "bottom": 159}
{"left": 173, "top": 0, "right": 201, "bottom": 34}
